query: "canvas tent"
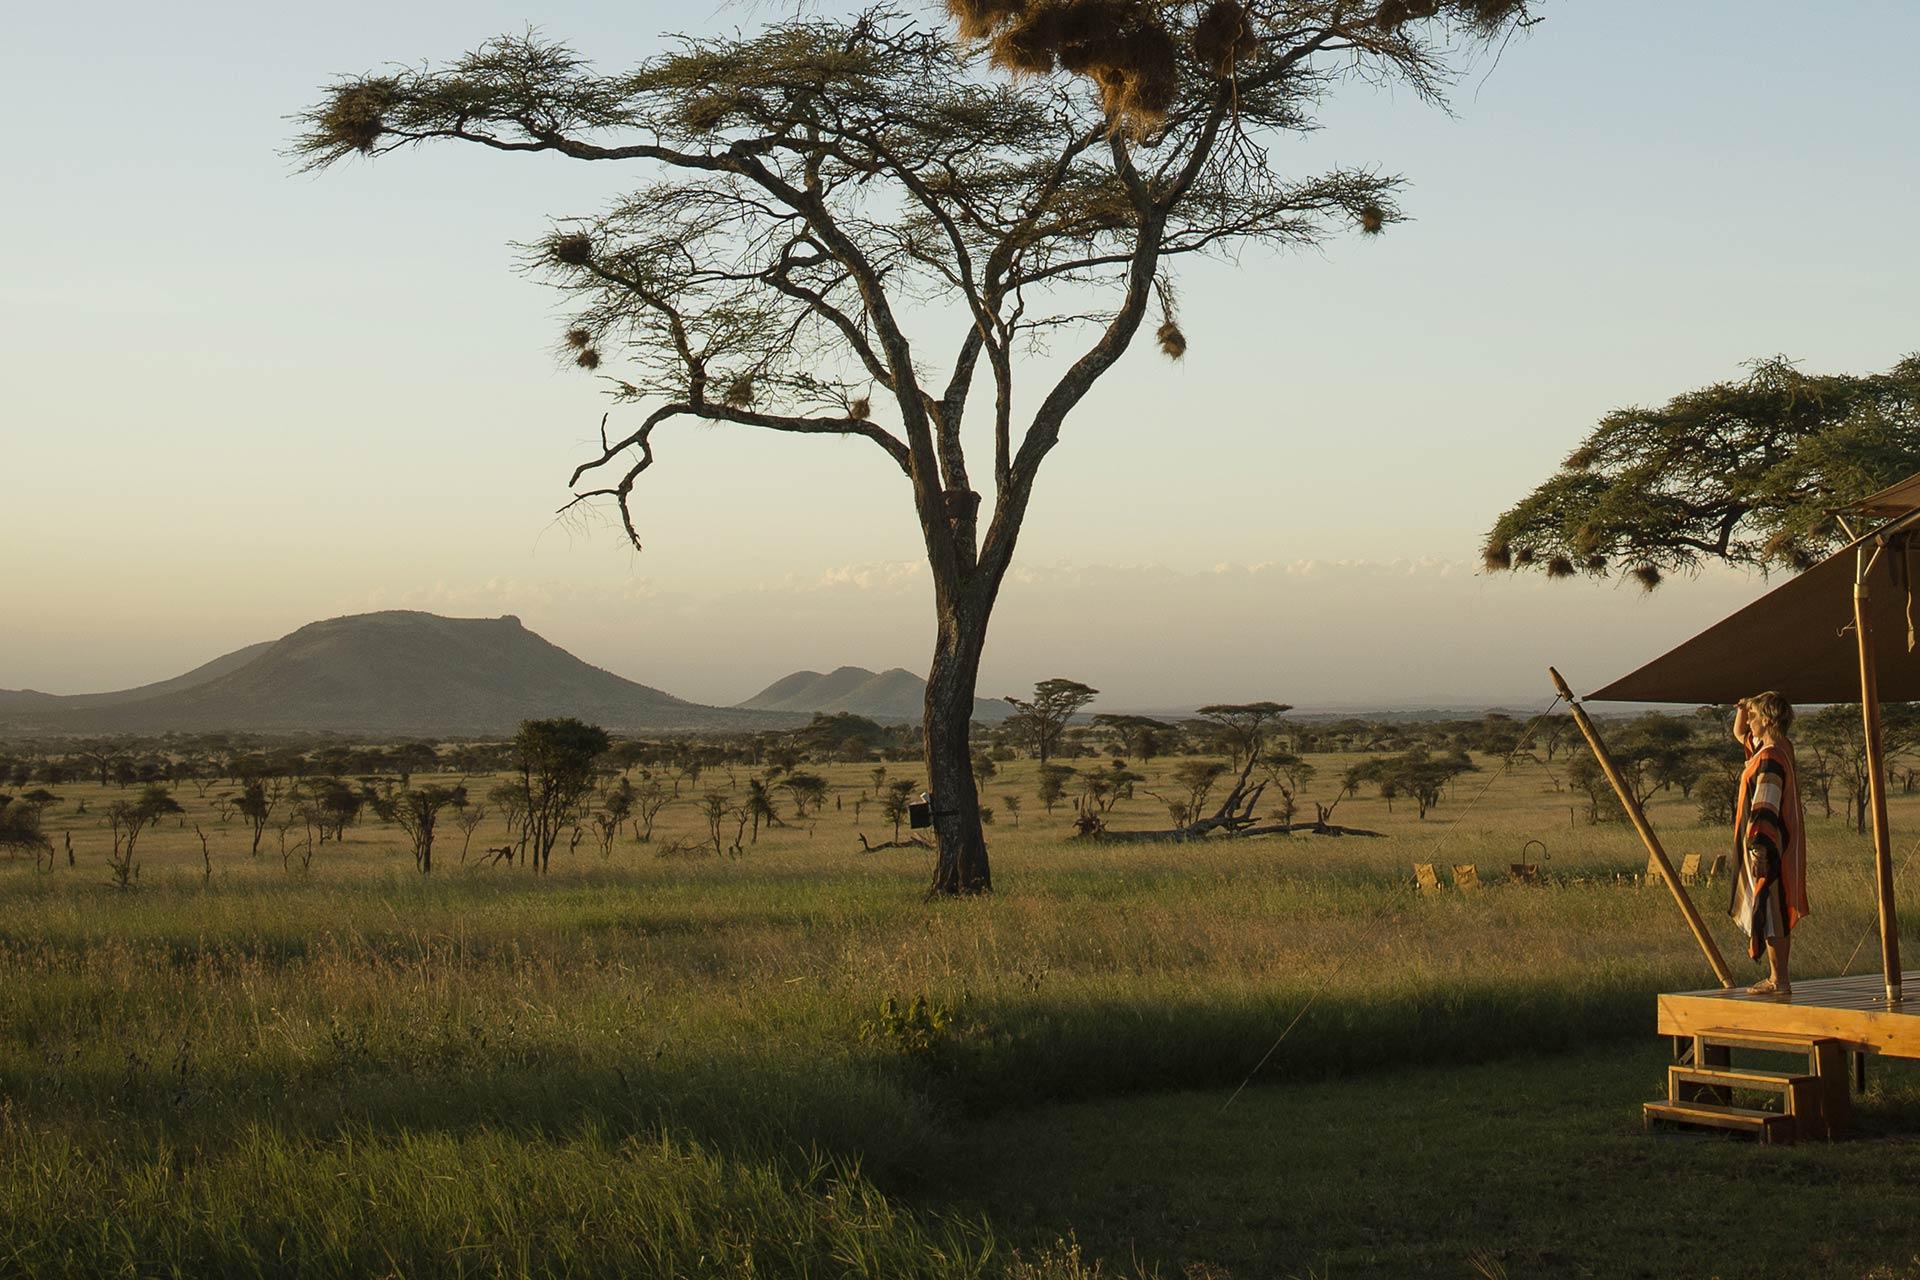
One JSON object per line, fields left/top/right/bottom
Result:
{"left": 1570, "top": 481, "right": 1920, "bottom": 1004}
{"left": 1852, "top": 473, "right": 1920, "bottom": 522}
{"left": 1588, "top": 526, "right": 1920, "bottom": 705}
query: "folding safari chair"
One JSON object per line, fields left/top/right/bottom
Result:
{"left": 1706, "top": 853, "right": 1730, "bottom": 883}
{"left": 1509, "top": 863, "right": 1540, "bottom": 884}
{"left": 1679, "top": 853, "right": 1702, "bottom": 886}
{"left": 1413, "top": 863, "right": 1442, "bottom": 895}
{"left": 1451, "top": 863, "right": 1481, "bottom": 893}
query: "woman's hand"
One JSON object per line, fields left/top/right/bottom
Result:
{"left": 1732, "top": 701, "right": 1750, "bottom": 747}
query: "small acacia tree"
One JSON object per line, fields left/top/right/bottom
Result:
{"left": 373, "top": 783, "right": 467, "bottom": 875}
{"left": 514, "top": 718, "right": 612, "bottom": 875}
{"left": 1801, "top": 703, "right": 1920, "bottom": 834}
{"left": 1004, "top": 678, "right": 1099, "bottom": 767}
{"left": 234, "top": 776, "right": 283, "bottom": 858}
{"left": 0, "top": 797, "right": 52, "bottom": 862}
{"left": 298, "top": 0, "right": 1537, "bottom": 895}
{"left": 633, "top": 779, "right": 674, "bottom": 842}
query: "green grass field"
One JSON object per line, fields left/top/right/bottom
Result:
{"left": 6, "top": 753, "right": 1920, "bottom": 1278}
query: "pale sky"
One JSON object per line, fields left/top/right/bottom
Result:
{"left": 3, "top": 2, "right": 1916, "bottom": 711}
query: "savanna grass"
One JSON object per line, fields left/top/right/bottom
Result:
{"left": 3, "top": 754, "right": 1916, "bottom": 1275}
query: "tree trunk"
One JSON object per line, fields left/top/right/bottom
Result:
{"left": 925, "top": 608, "right": 990, "bottom": 897}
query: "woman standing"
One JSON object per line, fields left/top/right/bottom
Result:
{"left": 1729, "top": 692, "right": 1810, "bottom": 995}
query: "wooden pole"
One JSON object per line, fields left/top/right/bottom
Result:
{"left": 1854, "top": 567, "right": 1903, "bottom": 1004}
{"left": 1549, "top": 667, "right": 1735, "bottom": 989}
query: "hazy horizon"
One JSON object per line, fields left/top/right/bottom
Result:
{"left": 5, "top": 1, "right": 1915, "bottom": 712}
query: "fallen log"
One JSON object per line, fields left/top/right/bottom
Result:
{"left": 857, "top": 833, "right": 935, "bottom": 853}
{"left": 1083, "top": 818, "right": 1385, "bottom": 844}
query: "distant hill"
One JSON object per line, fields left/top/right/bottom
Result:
{"left": 0, "top": 612, "right": 802, "bottom": 737}
{"left": 0, "top": 640, "right": 273, "bottom": 717}
{"left": 738, "top": 666, "right": 1010, "bottom": 723}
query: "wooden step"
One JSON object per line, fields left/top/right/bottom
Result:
{"left": 1670, "top": 1064, "right": 1806, "bottom": 1093}
{"left": 1644, "top": 1099, "right": 1796, "bottom": 1144}
{"left": 1668, "top": 1065, "right": 1816, "bottom": 1129}
{"left": 1681, "top": 1031, "right": 1851, "bottom": 1139}
{"left": 1694, "top": 1027, "right": 1838, "bottom": 1057}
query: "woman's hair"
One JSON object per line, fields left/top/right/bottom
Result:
{"left": 1743, "top": 690, "right": 1795, "bottom": 735}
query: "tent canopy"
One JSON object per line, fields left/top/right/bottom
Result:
{"left": 1851, "top": 473, "right": 1920, "bottom": 521}
{"left": 1590, "top": 526, "right": 1920, "bottom": 705}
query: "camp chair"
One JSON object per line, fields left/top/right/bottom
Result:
{"left": 1679, "top": 853, "right": 1702, "bottom": 886}
{"left": 1509, "top": 863, "right": 1540, "bottom": 884}
{"left": 1413, "top": 863, "right": 1442, "bottom": 895}
{"left": 1645, "top": 852, "right": 1662, "bottom": 886}
{"left": 1451, "top": 863, "right": 1481, "bottom": 893}
{"left": 1706, "top": 853, "right": 1729, "bottom": 882}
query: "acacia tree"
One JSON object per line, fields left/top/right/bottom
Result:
{"left": 1485, "top": 355, "right": 1920, "bottom": 588}
{"left": 372, "top": 783, "right": 466, "bottom": 875}
{"left": 1800, "top": 703, "right": 1920, "bottom": 834}
{"left": 298, "top": 0, "right": 1536, "bottom": 895}
{"left": 1373, "top": 748, "right": 1475, "bottom": 819}
{"left": 1004, "top": 678, "right": 1099, "bottom": 767}
{"left": 514, "top": 717, "right": 612, "bottom": 875}
{"left": 633, "top": 779, "right": 674, "bottom": 842}
{"left": 0, "top": 797, "right": 52, "bottom": 861}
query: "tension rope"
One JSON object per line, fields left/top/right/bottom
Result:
{"left": 1219, "top": 693, "right": 1566, "bottom": 1112}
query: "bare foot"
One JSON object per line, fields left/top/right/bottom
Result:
{"left": 1747, "top": 979, "right": 1783, "bottom": 995}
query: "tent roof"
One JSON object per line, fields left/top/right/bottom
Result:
{"left": 1850, "top": 472, "right": 1920, "bottom": 520}
{"left": 1589, "top": 527, "right": 1920, "bottom": 704}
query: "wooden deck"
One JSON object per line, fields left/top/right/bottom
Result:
{"left": 1659, "top": 971, "right": 1920, "bottom": 1058}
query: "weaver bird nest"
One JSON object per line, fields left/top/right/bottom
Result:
{"left": 949, "top": 0, "right": 1254, "bottom": 133}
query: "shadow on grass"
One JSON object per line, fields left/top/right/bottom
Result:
{"left": 934, "top": 1040, "right": 1920, "bottom": 1280}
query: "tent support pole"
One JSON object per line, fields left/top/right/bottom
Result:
{"left": 1550, "top": 667, "right": 1735, "bottom": 989}
{"left": 1854, "top": 563, "right": 1903, "bottom": 1004}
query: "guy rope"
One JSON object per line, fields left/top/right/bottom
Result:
{"left": 1220, "top": 692, "right": 1573, "bottom": 1111}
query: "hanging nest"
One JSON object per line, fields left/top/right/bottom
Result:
{"left": 565, "top": 327, "right": 593, "bottom": 350}
{"left": 723, "top": 374, "right": 756, "bottom": 409}
{"left": 990, "top": 6, "right": 1066, "bottom": 75}
{"left": 1762, "top": 530, "right": 1821, "bottom": 573}
{"left": 1374, "top": 0, "right": 1412, "bottom": 29}
{"left": 1563, "top": 443, "right": 1600, "bottom": 470}
{"left": 1546, "top": 555, "right": 1576, "bottom": 580}
{"left": 1054, "top": 0, "right": 1133, "bottom": 73}
{"left": 959, "top": 0, "right": 1182, "bottom": 131}
{"left": 948, "top": 0, "right": 1028, "bottom": 41}
{"left": 550, "top": 233, "right": 595, "bottom": 268}
{"left": 1192, "top": 1, "right": 1255, "bottom": 75}
{"left": 318, "top": 79, "right": 398, "bottom": 155}
{"left": 1156, "top": 319, "right": 1187, "bottom": 360}
{"left": 1585, "top": 554, "right": 1609, "bottom": 573}
{"left": 1482, "top": 539, "right": 1513, "bottom": 572}
{"left": 679, "top": 94, "right": 735, "bottom": 133}
{"left": 1359, "top": 204, "right": 1386, "bottom": 235}
{"left": 1464, "top": 0, "right": 1528, "bottom": 34}
{"left": 1513, "top": 546, "right": 1537, "bottom": 567}
{"left": 1102, "top": 21, "right": 1180, "bottom": 129}
{"left": 575, "top": 348, "right": 602, "bottom": 371}
{"left": 850, "top": 396, "right": 872, "bottom": 421}
{"left": 1630, "top": 564, "right": 1664, "bottom": 592}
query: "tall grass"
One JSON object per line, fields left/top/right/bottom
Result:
{"left": 3, "top": 756, "right": 1915, "bottom": 1275}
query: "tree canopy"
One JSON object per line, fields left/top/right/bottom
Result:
{"left": 1485, "top": 355, "right": 1920, "bottom": 590}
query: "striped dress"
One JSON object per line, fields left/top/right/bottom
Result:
{"left": 1727, "top": 742, "right": 1809, "bottom": 958}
